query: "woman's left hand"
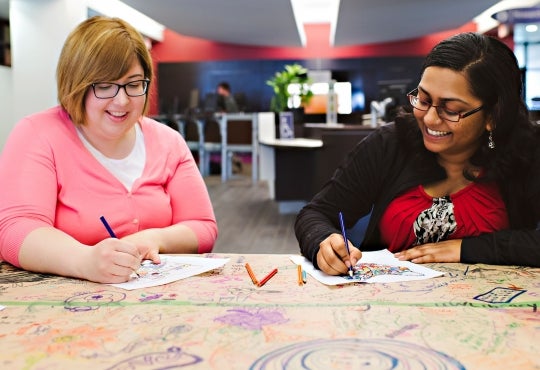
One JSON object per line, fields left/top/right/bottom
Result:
{"left": 394, "top": 239, "right": 462, "bottom": 263}
{"left": 121, "top": 229, "right": 162, "bottom": 264}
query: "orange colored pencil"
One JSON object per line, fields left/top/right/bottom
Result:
{"left": 244, "top": 263, "right": 259, "bottom": 285}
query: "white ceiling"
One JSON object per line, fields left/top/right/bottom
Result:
{"left": 2, "top": 0, "right": 538, "bottom": 46}
{"left": 333, "top": 0, "right": 502, "bottom": 46}
{"left": 121, "top": 0, "right": 305, "bottom": 47}
{"left": 120, "top": 0, "right": 502, "bottom": 47}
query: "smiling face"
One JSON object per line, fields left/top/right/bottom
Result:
{"left": 414, "top": 66, "right": 492, "bottom": 162}
{"left": 82, "top": 60, "right": 146, "bottom": 151}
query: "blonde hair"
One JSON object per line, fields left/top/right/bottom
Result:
{"left": 56, "top": 16, "right": 153, "bottom": 125}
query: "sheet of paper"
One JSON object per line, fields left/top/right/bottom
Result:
{"left": 109, "top": 255, "right": 229, "bottom": 290}
{"left": 290, "top": 249, "right": 444, "bottom": 285}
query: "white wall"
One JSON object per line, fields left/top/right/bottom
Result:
{"left": 0, "top": 0, "right": 86, "bottom": 150}
{"left": 0, "top": 0, "right": 163, "bottom": 151}
{"left": 11, "top": 0, "right": 84, "bottom": 124}
{"left": 0, "top": 65, "right": 13, "bottom": 149}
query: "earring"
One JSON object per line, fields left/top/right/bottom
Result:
{"left": 488, "top": 131, "right": 495, "bottom": 149}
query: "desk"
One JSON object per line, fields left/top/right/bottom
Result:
{"left": 0, "top": 255, "right": 538, "bottom": 369}
{"left": 303, "top": 122, "right": 376, "bottom": 139}
{"left": 259, "top": 138, "right": 323, "bottom": 213}
{"left": 259, "top": 124, "right": 375, "bottom": 212}
{"left": 259, "top": 138, "right": 324, "bottom": 148}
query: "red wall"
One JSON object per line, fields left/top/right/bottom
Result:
{"left": 148, "top": 22, "right": 479, "bottom": 115}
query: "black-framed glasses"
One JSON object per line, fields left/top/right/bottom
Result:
{"left": 91, "top": 79, "right": 150, "bottom": 99}
{"left": 407, "top": 88, "right": 483, "bottom": 123}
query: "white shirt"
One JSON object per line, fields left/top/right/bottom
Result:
{"left": 77, "top": 124, "right": 146, "bottom": 191}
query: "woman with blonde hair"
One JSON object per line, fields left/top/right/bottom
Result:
{"left": 0, "top": 16, "right": 218, "bottom": 283}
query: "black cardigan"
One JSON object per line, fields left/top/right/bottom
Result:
{"left": 294, "top": 123, "right": 540, "bottom": 268}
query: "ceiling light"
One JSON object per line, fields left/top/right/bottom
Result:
{"left": 291, "top": 0, "right": 340, "bottom": 45}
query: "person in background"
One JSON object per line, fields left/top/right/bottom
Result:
{"left": 216, "top": 81, "right": 239, "bottom": 113}
{"left": 0, "top": 16, "right": 218, "bottom": 283}
{"left": 216, "top": 81, "right": 243, "bottom": 173}
{"left": 295, "top": 32, "right": 540, "bottom": 275}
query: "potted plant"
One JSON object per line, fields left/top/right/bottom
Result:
{"left": 266, "top": 63, "right": 313, "bottom": 113}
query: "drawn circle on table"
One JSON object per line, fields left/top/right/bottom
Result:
{"left": 64, "top": 290, "right": 126, "bottom": 312}
{"left": 107, "top": 346, "right": 203, "bottom": 369}
{"left": 249, "top": 338, "right": 466, "bottom": 370}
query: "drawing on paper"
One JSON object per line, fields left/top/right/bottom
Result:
{"left": 109, "top": 256, "right": 229, "bottom": 290}
{"left": 347, "top": 263, "right": 424, "bottom": 281}
{"left": 474, "top": 287, "right": 527, "bottom": 304}
{"left": 249, "top": 338, "right": 466, "bottom": 370}
{"left": 135, "top": 258, "right": 189, "bottom": 280}
{"left": 290, "top": 250, "right": 444, "bottom": 285}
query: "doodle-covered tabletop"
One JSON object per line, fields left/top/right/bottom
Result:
{"left": 0, "top": 253, "right": 538, "bottom": 369}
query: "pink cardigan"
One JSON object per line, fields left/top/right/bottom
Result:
{"left": 0, "top": 107, "right": 218, "bottom": 266}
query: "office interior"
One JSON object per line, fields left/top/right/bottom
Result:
{"left": 1, "top": 0, "right": 540, "bottom": 218}
{"left": 2, "top": 4, "right": 540, "bottom": 368}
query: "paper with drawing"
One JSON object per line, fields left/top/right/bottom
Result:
{"left": 290, "top": 249, "right": 443, "bottom": 285}
{"left": 109, "top": 255, "right": 229, "bottom": 290}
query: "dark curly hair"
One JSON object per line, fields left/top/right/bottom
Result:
{"left": 396, "top": 32, "right": 539, "bottom": 181}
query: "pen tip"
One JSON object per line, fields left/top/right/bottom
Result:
{"left": 349, "top": 270, "right": 353, "bottom": 278}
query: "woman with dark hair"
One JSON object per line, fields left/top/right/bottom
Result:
{"left": 295, "top": 32, "right": 540, "bottom": 275}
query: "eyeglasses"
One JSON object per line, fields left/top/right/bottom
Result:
{"left": 91, "top": 79, "right": 150, "bottom": 99}
{"left": 407, "top": 88, "right": 483, "bottom": 123}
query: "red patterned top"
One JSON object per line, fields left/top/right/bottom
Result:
{"left": 380, "top": 182, "right": 509, "bottom": 252}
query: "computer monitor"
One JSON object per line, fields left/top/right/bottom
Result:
{"left": 203, "top": 93, "right": 218, "bottom": 112}
{"left": 376, "top": 79, "right": 412, "bottom": 105}
{"left": 289, "top": 82, "right": 352, "bottom": 114}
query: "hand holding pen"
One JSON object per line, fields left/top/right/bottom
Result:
{"left": 314, "top": 213, "right": 362, "bottom": 276}
{"left": 338, "top": 212, "right": 354, "bottom": 278}
{"left": 94, "top": 216, "right": 143, "bottom": 282}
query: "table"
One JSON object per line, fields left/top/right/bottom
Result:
{"left": 258, "top": 138, "right": 323, "bottom": 213}
{"left": 1, "top": 254, "right": 539, "bottom": 369}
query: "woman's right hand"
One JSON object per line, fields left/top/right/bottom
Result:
{"left": 316, "top": 233, "right": 362, "bottom": 276}
{"left": 82, "top": 238, "right": 143, "bottom": 283}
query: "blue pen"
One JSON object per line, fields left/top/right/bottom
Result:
{"left": 338, "top": 211, "right": 354, "bottom": 278}
{"left": 99, "top": 215, "right": 117, "bottom": 238}
{"left": 99, "top": 215, "right": 140, "bottom": 278}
